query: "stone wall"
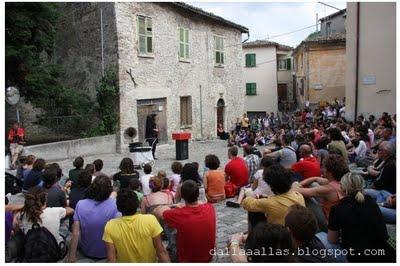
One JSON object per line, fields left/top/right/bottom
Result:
{"left": 115, "top": 2, "right": 246, "bottom": 152}
{"left": 308, "top": 45, "right": 346, "bottom": 104}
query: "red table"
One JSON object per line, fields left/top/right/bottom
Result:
{"left": 172, "top": 132, "right": 191, "bottom": 160}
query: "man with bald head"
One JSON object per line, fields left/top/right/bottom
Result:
{"left": 291, "top": 144, "right": 321, "bottom": 180}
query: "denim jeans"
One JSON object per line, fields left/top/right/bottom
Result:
{"left": 364, "top": 189, "right": 396, "bottom": 224}
{"left": 315, "top": 232, "right": 348, "bottom": 262}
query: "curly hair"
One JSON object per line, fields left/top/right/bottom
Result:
{"left": 204, "top": 154, "right": 220, "bottom": 170}
{"left": 322, "top": 154, "right": 349, "bottom": 181}
{"left": 85, "top": 175, "right": 113, "bottom": 202}
{"left": 22, "top": 186, "right": 47, "bottom": 224}
{"left": 181, "top": 163, "right": 202, "bottom": 184}
{"left": 119, "top": 158, "right": 135, "bottom": 174}
{"left": 263, "top": 164, "right": 292, "bottom": 195}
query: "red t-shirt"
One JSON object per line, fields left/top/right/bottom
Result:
{"left": 224, "top": 157, "right": 249, "bottom": 188}
{"left": 163, "top": 203, "right": 216, "bottom": 262}
{"left": 8, "top": 128, "right": 25, "bottom": 144}
{"left": 291, "top": 156, "right": 321, "bottom": 180}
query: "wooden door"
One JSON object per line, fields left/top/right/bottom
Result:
{"left": 278, "top": 83, "right": 288, "bottom": 101}
{"left": 217, "top": 106, "right": 224, "bottom": 126}
{"left": 137, "top": 98, "right": 168, "bottom": 142}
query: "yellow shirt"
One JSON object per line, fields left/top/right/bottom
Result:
{"left": 242, "top": 190, "right": 305, "bottom": 225}
{"left": 103, "top": 214, "right": 163, "bottom": 262}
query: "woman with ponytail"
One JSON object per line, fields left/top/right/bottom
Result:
{"left": 16, "top": 186, "right": 74, "bottom": 244}
{"left": 325, "top": 172, "right": 394, "bottom": 262}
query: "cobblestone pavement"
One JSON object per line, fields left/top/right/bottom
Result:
{"left": 52, "top": 139, "right": 249, "bottom": 262}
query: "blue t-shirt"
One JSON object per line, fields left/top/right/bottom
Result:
{"left": 73, "top": 198, "right": 120, "bottom": 258}
{"left": 23, "top": 170, "right": 43, "bottom": 190}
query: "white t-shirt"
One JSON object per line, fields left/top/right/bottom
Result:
{"left": 355, "top": 140, "right": 367, "bottom": 158}
{"left": 253, "top": 169, "right": 273, "bottom": 196}
{"left": 20, "top": 207, "right": 66, "bottom": 244}
{"left": 169, "top": 174, "right": 181, "bottom": 192}
{"left": 140, "top": 174, "right": 153, "bottom": 196}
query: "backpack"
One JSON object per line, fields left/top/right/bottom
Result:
{"left": 224, "top": 181, "right": 237, "bottom": 198}
{"left": 5, "top": 172, "right": 22, "bottom": 195}
{"left": 22, "top": 223, "right": 66, "bottom": 262}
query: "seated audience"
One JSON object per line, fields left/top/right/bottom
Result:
{"left": 154, "top": 180, "right": 216, "bottom": 262}
{"left": 67, "top": 175, "right": 120, "bottom": 261}
{"left": 93, "top": 159, "right": 105, "bottom": 177}
{"left": 291, "top": 144, "right": 321, "bottom": 180}
{"left": 113, "top": 158, "right": 140, "bottom": 189}
{"left": 242, "top": 164, "right": 305, "bottom": 226}
{"left": 327, "top": 128, "right": 348, "bottom": 161}
{"left": 140, "top": 163, "right": 153, "bottom": 196}
{"left": 169, "top": 162, "right": 182, "bottom": 194}
{"left": 203, "top": 154, "right": 225, "bottom": 203}
{"left": 141, "top": 174, "right": 174, "bottom": 214}
{"left": 23, "top": 158, "right": 46, "bottom": 191}
{"left": 102, "top": 189, "right": 170, "bottom": 262}
{"left": 326, "top": 173, "right": 395, "bottom": 262}
{"left": 243, "top": 145, "right": 260, "bottom": 183}
{"left": 224, "top": 146, "right": 249, "bottom": 189}
{"left": 175, "top": 163, "right": 206, "bottom": 203}
{"left": 42, "top": 167, "right": 67, "bottom": 208}
{"left": 264, "top": 134, "right": 297, "bottom": 169}
{"left": 69, "top": 156, "right": 85, "bottom": 189}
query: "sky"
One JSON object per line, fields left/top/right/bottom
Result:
{"left": 190, "top": 2, "right": 347, "bottom": 47}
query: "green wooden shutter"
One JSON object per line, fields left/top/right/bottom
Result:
{"left": 286, "top": 58, "right": 291, "bottom": 70}
{"left": 245, "top": 54, "right": 250, "bottom": 67}
{"left": 251, "top": 54, "right": 256, "bottom": 67}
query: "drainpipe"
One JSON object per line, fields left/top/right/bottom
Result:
{"left": 199, "top": 85, "right": 203, "bottom": 139}
{"left": 100, "top": 7, "right": 105, "bottom": 77}
{"left": 354, "top": 3, "right": 360, "bottom": 122}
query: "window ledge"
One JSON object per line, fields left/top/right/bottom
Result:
{"left": 214, "top": 64, "right": 225, "bottom": 68}
{"left": 179, "top": 59, "right": 191, "bottom": 63}
{"left": 245, "top": 66, "right": 256, "bottom": 68}
{"left": 138, "top": 54, "right": 155, "bottom": 59}
{"left": 246, "top": 94, "right": 257, "bottom": 96}
{"left": 180, "top": 125, "right": 192, "bottom": 129}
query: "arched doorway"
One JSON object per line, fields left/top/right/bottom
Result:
{"left": 217, "top": 98, "right": 225, "bottom": 128}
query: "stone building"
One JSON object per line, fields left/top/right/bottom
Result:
{"left": 345, "top": 2, "right": 396, "bottom": 121}
{"left": 242, "top": 40, "right": 293, "bottom": 118}
{"left": 8, "top": 2, "right": 249, "bottom": 151}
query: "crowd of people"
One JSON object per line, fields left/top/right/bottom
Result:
{"left": 4, "top": 102, "right": 396, "bottom": 263}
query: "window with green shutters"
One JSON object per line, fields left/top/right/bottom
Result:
{"left": 286, "top": 58, "right": 291, "bottom": 70}
{"left": 179, "top": 27, "right": 189, "bottom": 60}
{"left": 214, "top": 36, "right": 224, "bottom": 66}
{"left": 245, "top": 54, "right": 256, "bottom": 67}
{"left": 278, "top": 58, "right": 292, "bottom": 70}
{"left": 137, "top": 16, "right": 153, "bottom": 55}
{"left": 246, "top": 83, "right": 257, "bottom": 95}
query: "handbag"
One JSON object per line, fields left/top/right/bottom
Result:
{"left": 224, "top": 181, "right": 237, "bottom": 198}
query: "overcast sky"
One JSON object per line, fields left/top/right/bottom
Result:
{"left": 190, "top": 2, "right": 347, "bottom": 47}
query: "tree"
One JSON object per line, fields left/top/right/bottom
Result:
{"left": 6, "top": 3, "right": 92, "bottom": 135}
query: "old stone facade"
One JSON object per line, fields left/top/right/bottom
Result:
{"left": 115, "top": 2, "right": 248, "bottom": 152}
{"left": 293, "top": 33, "right": 346, "bottom": 107}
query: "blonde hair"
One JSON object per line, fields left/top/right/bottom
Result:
{"left": 340, "top": 172, "right": 365, "bottom": 203}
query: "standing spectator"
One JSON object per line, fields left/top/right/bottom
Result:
{"left": 326, "top": 173, "right": 394, "bottom": 262}
{"left": 7, "top": 122, "right": 26, "bottom": 169}
{"left": 243, "top": 145, "right": 260, "bottom": 183}
{"left": 67, "top": 175, "right": 120, "bottom": 261}
{"left": 242, "top": 164, "right": 305, "bottom": 226}
{"left": 68, "top": 157, "right": 85, "bottom": 189}
{"left": 23, "top": 158, "right": 46, "bottom": 191}
{"left": 93, "top": 159, "right": 105, "bottom": 177}
{"left": 140, "top": 163, "right": 153, "bottom": 196}
{"left": 203, "top": 154, "right": 225, "bottom": 203}
{"left": 291, "top": 144, "right": 321, "bottom": 180}
{"left": 113, "top": 158, "right": 140, "bottom": 189}
{"left": 224, "top": 146, "right": 249, "bottom": 189}
{"left": 154, "top": 180, "right": 216, "bottom": 262}
{"left": 102, "top": 189, "right": 170, "bottom": 262}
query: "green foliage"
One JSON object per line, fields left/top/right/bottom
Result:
{"left": 85, "top": 68, "right": 119, "bottom": 137}
{"left": 6, "top": 2, "right": 93, "bottom": 135}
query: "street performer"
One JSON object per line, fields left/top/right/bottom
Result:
{"left": 145, "top": 113, "right": 159, "bottom": 160}
{"left": 8, "top": 122, "right": 26, "bottom": 169}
